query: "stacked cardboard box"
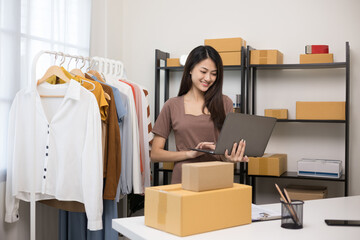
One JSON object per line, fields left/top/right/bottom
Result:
{"left": 204, "top": 37, "right": 246, "bottom": 65}
{"left": 286, "top": 185, "right": 328, "bottom": 201}
{"left": 300, "top": 44, "right": 333, "bottom": 64}
{"left": 265, "top": 109, "right": 288, "bottom": 119}
{"left": 250, "top": 50, "right": 283, "bottom": 64}
{"left": 296, "top": 101, "right": 345, "bottom": 120}
{"left": 248, "top": 153, "right": 287, "bottom": 176}
{"left": 145, "top": 161, "right": 252, "bottom": 236}
{"left": 166, "top": 58, "right": 181, "bottom": 67}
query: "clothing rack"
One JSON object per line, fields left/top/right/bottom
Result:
{"left": 29, "top": 50, "right": 125, "bottom": 240}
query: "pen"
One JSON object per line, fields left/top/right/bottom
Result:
{"left": 275, "top": 184, "right": 301, "bottom": 226}
{"left": 284, "top": 188, "right": 302, "bottom": 226}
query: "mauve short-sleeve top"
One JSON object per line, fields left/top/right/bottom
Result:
{"left": 152, "top": 95, "right": 233, "bottom": 183}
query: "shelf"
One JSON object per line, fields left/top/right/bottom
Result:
{"left": 157, "top": 65, "right": 244, "bottom": 71}
{"left": 249, "top": 171, "right": 346, "bottom": 182}
{"left": 250, "top": 62, "right": 346, "bottom": 70}
{"left": 276, "top": 119, "right": 346, "bottom": 123}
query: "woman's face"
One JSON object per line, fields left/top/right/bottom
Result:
{"left": 190, "top": 58, "right": 217, "bottom": 93}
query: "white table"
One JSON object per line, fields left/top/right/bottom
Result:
{"left": 113, "top": 196, "right": 360, "bottom": 240}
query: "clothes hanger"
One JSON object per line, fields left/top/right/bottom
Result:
{"left": 37, "top": 53, "right": 70, "bottom": 98}
{"left": 70, "top": 56, "right": 86, "bottom": 78}
{"left": 37, "top": 52, "right": 71, "bottom": 86}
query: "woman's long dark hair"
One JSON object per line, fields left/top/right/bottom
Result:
{"left": 178, "top": 45, "right": 225, "bottom": 130}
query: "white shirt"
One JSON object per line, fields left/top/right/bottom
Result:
{"left": 5, "top": 80, "right": 103, "bottom": 231}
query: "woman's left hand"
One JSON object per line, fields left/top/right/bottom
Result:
{"left": 223, "top": 139, "right": 249, "bottom": 163}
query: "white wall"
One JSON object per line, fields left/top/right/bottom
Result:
{"left": 101, "top": 0, "right": 360, "bottom": 200}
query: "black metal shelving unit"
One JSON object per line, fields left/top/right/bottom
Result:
{"left": 153, "top": 47, "right": 248, "bottom": 186}
{"left": 247, "top": 42, "right": 350, "bottom": 203}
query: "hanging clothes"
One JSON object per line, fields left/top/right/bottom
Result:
{"left": 57, "top": 70, "right": 122, "bottom": 240}
{"left": 5, "top": 80, "right": 103, "bottom": 231}
{"left": 105, "top": 77, "right": 142, "bottom": 194}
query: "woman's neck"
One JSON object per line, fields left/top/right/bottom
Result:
{"left": 185, "top": 86, "right": 205, "bottom": 102}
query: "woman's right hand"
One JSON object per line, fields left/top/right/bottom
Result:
{"left": 185, "top": 142, "right": 212, "bottom": 159}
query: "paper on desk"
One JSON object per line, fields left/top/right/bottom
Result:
{"left": 252, "top": 204, "right": 281, "bottom": 222}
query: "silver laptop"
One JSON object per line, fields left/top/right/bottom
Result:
{"left": 191, "top": 113, "right": 276, "bottom": 157}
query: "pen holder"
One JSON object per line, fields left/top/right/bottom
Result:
{"left": 280, "top": 199, "right": 304, "bottom": 229}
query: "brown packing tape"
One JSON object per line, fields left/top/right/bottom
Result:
{"left": 259, "top": 160, "right": 269, "bottom": 173}
{"left": 156, "top": 187, "right": 182, "bottom": 227}
{"left": 260, "top": 51, "right": 268, "bottom": 58}
{"left": 157, "top": 190, "right": 167, "bottom": 227}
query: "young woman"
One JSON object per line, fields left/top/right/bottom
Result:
{"left": 151, "top": 45, "right": 249, "bottom": 184}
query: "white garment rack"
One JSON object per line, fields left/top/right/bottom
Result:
{"left": 29, "top": 50, "right": 125, "bottom": 240}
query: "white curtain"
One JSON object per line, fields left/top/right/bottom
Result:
{"left": 0, "top": 0, "right": 92, "bottom": 182}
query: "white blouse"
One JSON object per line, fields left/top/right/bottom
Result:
{"left": 5, "top": 80, "right": 103, "bottom": 231}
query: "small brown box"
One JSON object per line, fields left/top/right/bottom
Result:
{"left": 250, "top": 50, "right": 283, "bottom": 64}
{"left": 204, "top": 37, "right": 246, "bottom": 52}
{"left": 285, "top": 185, "right": 328, "bottom": 201}
{"left": 166, "top": 58, "right": 180, "bottom": 67}
{"left": 182, "top": 161, "right": 234, "bottom": 192}
{"left": 248, "top": 153, "right": 287, "bottom": 177}
{"left": 300, "top": 53, "right": 333, "bottom": 64}
{"left": 219, "top": 51, "right": 241, "bottom": 65}
{"left": 265, "top": 109, "right": 288, "bottom": 119}
{"left": 296, "top": 101, "right": 345, "bottom": 120}
{"left": 162, "top": 162, "right": 174, "bottom": 170}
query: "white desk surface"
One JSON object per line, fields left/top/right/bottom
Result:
{"left": 113, "top": 195, "right": 360, "bottom": 240}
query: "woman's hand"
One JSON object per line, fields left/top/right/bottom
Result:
{"left": 196, "top": 142, "right": 216, "bottom": 150}
{"left": 185, "top": 142, "right": 214, "bottom": 159}
{"left": 222, "top": 139, "right": 249, "bottom": 163}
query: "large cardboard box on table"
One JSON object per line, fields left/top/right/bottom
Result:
{"left": 182, "top": 161, "right": 234, "bottom": 192}
{"left": 300, "top": 53, "right": 333, "bottom": 64}
{"left": 286, "top": 185, "right": 328, "bottom": 201}
{"left": 296, "top": 101, "right": 345, "bottom": 120}
{"left": 250, "top": 50, "right": 283, "bottom": 64}
{"left": 248, "top": 153, "right": 287, "bottom": 176}
{"left": 145, "top": 183, "right": 252, "bottom": 236}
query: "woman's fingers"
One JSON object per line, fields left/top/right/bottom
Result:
{"left": 237, "top": 140, "right": 246, "bottom": 158}
{"left": 224, "top": 139, "right": 248, "bottom": 162}
{"left": 197, "top": 142, "right": 215, "bottom": 150}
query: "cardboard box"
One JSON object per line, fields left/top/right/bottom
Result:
{"left": 250, "top": 50, "right": 283, "bottom": 64}
{"left": 300, "top": 53, "right": 333, "bottom": 64}
{"left": 297, "top": 158, "right": 342, "bottom": 178}
{"left": 265, "top": 109, "right": 288, "bottom": 119}
{"left": 219, "top": 51, "right": 241, "bottom": 65}
{"left": 204, "top": 37, "right": 246, "bottom": 52}
{"left": 166, "top": 58, "right": 180, "bottom": 67}
{"left": 296, "top": 101, "right": 345, "bottom": 120}
{"left": 145, "top": 183, "right": 252, "bottom": 236}
{"left": 286, "top": 185, "right": 328, "bottom": 201}
{"left": 162, "top": 162, "right": 174, "bottom": 170}
{"left": 182, "top": 161, "right": 234, "bottom": 192}
{"left": 248, "top": 153, "right": 287, "bottom": 176}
